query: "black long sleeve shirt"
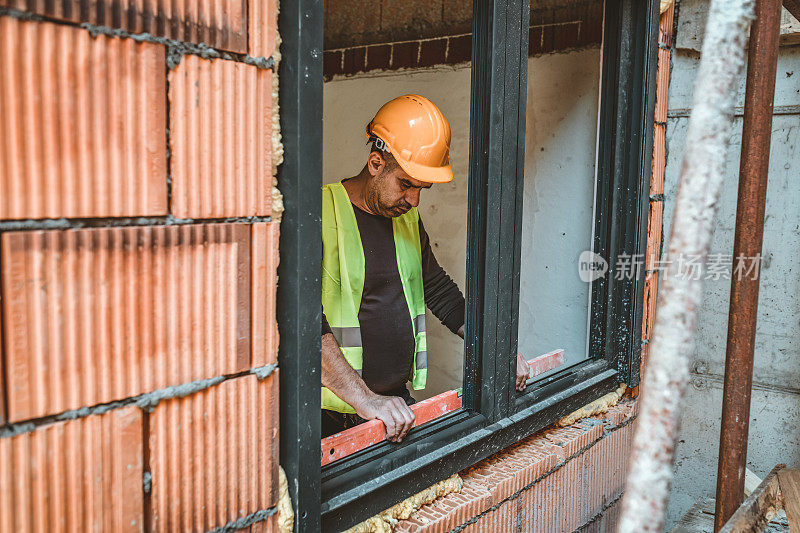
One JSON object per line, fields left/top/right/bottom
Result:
{"left": 322, "top": 204, "right": 465, "bottom": 393}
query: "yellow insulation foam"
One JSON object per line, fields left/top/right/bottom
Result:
{"left": 344, "top": 474, "right": 463, "bottom": 533}
{"left": 557, "top": 384, "right": 627, "bottom": 427}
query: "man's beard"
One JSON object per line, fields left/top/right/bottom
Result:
{"left": 367, "top": 175, "right": 411, "bottom": 218}
{"left": 385, "top": 203, "right": 411, "bottom": 217}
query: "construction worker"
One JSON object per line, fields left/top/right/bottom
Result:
{"left": 321, "top": 95, "right": 530, "bottom": 442}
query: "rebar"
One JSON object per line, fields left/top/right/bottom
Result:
{"left": 714, "top": 0, "right": 782, "bottom": 529}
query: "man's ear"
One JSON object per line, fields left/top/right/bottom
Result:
{"left": 367, "top": 151, "right": 386, "bottom": 176}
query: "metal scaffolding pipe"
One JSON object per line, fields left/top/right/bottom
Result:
{"left": 714, "top": 0, "right": 782, "bottom": 529}
{"left": 617, "top": 0, "right": 755, "bottom": 530}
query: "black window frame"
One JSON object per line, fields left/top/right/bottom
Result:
{"left": 277, "top": 0, "right": 659, "bottom": 531}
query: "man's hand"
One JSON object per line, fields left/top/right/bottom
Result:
{"left": 458, "top": 326, "right": 530, "bottom": 392}
{"left": 321, "top": 332, "right": 416, "bottom": 442}
{"left": 516, "top": 352, "right": 530, "bottom": 392}
{"left": 353, "top": 394, "right": 415, "bottom": 442}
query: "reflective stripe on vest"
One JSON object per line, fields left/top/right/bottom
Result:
{"left": 321, "top": 181, "right": 428, "bottom": 413}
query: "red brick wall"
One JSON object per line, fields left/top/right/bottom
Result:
{"left": 395, "top": 400, "right": 638, "bottom": 532}
{"left": 323, "top": 0, "right": 604, "bottom": 79}
{"left": 0, "top": 2, "right": 281, "bottom": 530}
{"left": 639, "top": 4, "right": 675, "bottom": 388}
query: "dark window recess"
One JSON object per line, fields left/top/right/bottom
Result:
{"left": 279, "top": 0, "right": 659, "bottom": 531}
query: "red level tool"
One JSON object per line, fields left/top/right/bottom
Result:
{"left": 526, "top": 349, "right": 565, "bottom": 382}
{"left": 320, "top": 348, "right": 566, "bottom": 466}
{"left": 320, "top": 389, "right": 463, "bottom": 466}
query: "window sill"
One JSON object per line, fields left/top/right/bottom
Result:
{"left": 321, "top": 360, "right": 620, "bottom": 531}
{"left": 392, "top": 396, "right": 639, "bottom": 531}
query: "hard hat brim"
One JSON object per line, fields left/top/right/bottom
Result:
{"left": 393, "top": 154, "right": 454, "bottom": 184}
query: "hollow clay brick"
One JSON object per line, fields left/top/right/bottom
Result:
{"left": 1, "top": 224, "right": 252, "bottom": 421}
{"left": 1, "top": 0, "right": 248, "bottom": 53}
{"left": 642, "top": 271, "right": 659, "bottom": 342}
{"left": 0, "top": 17, "right": 167, "bottom": 220}
{"left": 148, "top": 373, "right": 279, "bottom": 531}
{"left": 249, "top": 0, "right": 279, "bottom": 58}
{"left": 0, "top": 407, "right": 143, "bottom": 532}
{"left": 169, "top": 56, "right": 273, "bottom": 218}
{"left": 252, "top": 222, "right": 281, "bottom": 367}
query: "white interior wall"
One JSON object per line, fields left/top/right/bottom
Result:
{"left": 322, "top": 66, "right": 472, "bottom": 399}
{"left": 519, "top": 50, "right": 601, "bottom": 369}
{"left": 323, "top": 48, "right": 602, "bottom": 399}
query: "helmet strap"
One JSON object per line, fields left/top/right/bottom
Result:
{"left": 373, "top": 137, "right": 389, "bottom": 153}
{"left": 366, "top": 134, "right": 390, "bottom": 154}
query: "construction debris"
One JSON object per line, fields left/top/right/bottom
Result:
{"left": 776, "top": 469, "right": 800, "bottom": 532}
{"left": 719, "top": 465, "right": 790, "bottom": 532}
{"left": 670, "top": 497, "right": 790, "bottom": 532}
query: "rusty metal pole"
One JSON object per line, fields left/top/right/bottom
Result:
{"left": 714, "top": 0, "right": 782, "bottom": 530}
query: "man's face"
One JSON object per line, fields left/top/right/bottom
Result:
{"left": 365, "top": 152, "right": 432, "bottom": 218}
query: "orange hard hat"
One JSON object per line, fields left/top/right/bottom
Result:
{"left": 366, "top": 94, "right": 453, "bottom": 184}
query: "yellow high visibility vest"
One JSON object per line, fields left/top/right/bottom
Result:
{"left": 321, "top": 181, "right": 428, "bottom": 413}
